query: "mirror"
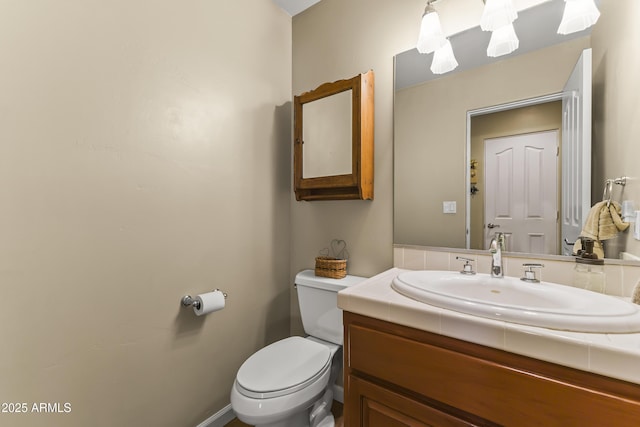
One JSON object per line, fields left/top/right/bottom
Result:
{"left": 294, "top": 70, "right": 374, "bottom": 201}
{"left": 302, "top": 90, "right": 352, "bottom": 178}
{"left": 394, "top": 0, "right": 638, "bottom": 259}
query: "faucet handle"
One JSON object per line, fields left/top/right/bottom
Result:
{"left": 456, "top": 256, "right": 476, "bottom": 275}
{"left": 521, "top": 263, "right": 544, "bottom": 283}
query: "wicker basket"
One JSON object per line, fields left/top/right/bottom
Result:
{"left": 315, "top": 256, "right": 347, "bottom": 279}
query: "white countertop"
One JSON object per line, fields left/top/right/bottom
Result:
{"left": 338, "top": 268, "right": 640, "bottom": 386}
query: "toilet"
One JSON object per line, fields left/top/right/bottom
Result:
{"left": 230, "top": 269, "right": 366, "bottom": 427}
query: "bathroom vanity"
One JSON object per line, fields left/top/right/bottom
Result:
{"left": 339, "top": 269, "right": 640, "bottom": 426}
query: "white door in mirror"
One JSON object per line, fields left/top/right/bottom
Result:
{"left": 484, "top": 131, "right": 558, "bottom": 254}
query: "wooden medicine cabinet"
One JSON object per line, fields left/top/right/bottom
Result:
{"left": 294, "top": 70, "right": 374, "bottom": 201}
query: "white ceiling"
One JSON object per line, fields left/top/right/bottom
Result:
{"left": 273, "top": 0, "right": 322, "bottom": 16}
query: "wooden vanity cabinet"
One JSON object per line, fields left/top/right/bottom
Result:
{"left": 344, "top": 312, "right": 640, "bottom": 427}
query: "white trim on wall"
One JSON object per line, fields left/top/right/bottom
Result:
{"left": 195, "top": 404, "right": 235, "bottom": 427}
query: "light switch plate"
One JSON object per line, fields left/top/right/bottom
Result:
{"left": 635, "top": 211, "right": 640, "bottom": 240}
{"left": 443, "top": 201, "right": 457, "bottom": 214}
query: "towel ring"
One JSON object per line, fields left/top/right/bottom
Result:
{"left": 603, "top": 180, "right": 613, "bottom": 207}
{"left": 602, "top": 177, "right": 627, "bottom": 208}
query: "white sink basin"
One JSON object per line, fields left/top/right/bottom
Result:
{"left": 391, "top": 270, "right": 640, "bottom": 333}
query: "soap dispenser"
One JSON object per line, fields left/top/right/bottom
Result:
{"left": 573, "top": 238, "right": 605, "bottom": 293}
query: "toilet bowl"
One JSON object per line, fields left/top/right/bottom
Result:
{"left": 230, "top": 270, "right": 366, "bottom": 427}
{"left": 231, "top": 336, "right": 339, "bottom": 427}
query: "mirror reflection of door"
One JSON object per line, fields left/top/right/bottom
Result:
{"left": 484, "top": 131, "right": 559, "bottom": 254}
{"left": 469, "top": 101, "right": 562, "bottom": 251}
{"left": 561, "top": 48, "right": 592, "bottom": 256}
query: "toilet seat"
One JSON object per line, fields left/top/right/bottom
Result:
{"left": 236, "top": 336, "right": 331, "bottom": 399}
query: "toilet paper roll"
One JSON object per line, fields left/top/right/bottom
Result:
{"left": 193, "top": 290, "right": 225, "bottom": 316}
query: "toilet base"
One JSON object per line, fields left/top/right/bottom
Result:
{"left": 316, "top": 414, "right": 335, "bottom": 427}
{"left": 252, "top": 408, "right": 335, "bottom": 427}
{"left": 254, "top": 410, "right": 309, "bottom": 427}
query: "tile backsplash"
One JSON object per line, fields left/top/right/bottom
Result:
{"left": 393, "top": 245, "right": 640, "bottom": 299}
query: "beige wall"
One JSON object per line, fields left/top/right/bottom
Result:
{"left": 470, "top": 102, "right": 563, "bottom": 249}
{"left": 290, "top": 0, "right": 431, "bottom": 333}
{"left": 394, "top": 37, "right": 590, "bottom": 249}
{"left": 0, "top": 1, "right": 291, "bottom": 426}
{"left": 592, "top": 0, "right": 640, "bottom": 258}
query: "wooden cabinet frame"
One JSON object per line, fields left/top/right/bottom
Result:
{"left": 344, "top": 312, "right": 640, "bottom": 426}
{"left": 294, "top": 71, "right": 374, "bottom": 201}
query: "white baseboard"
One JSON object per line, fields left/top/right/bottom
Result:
{"left": 195, "top": 404, "right": 235, "bottom": 427}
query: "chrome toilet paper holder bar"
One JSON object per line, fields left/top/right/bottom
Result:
{"left": 181, "top": 289, "right": 228, "bottom": 310}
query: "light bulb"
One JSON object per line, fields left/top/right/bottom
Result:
{"left": 558, "top": 0, "right": 601, "bottom": 35}
{"left": 481, "top": 0, "right": 518, "bottom": 32}
{"left": 487, "top": 24, "right": 519, "bottom": 57}
{"left": 417, "top": 5, "right": 447, "bottom": 54}
{"left": 431, "top": 40, "right": 458, "bottom": 75}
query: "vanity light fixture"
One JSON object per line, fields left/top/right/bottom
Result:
{"left": 486, "top": 23, "right": 519, "bottom": 57}
{"left": 480, "top": 0, "right": 518, "bottom": 32}
{"left": 416, "top": 0, "right": 447, "bottom": 54}
{"left": 558, "top": 0, "right": 601, "bottom": 35}
{"left": 431, "top": 39, "right": 459, "bottom": 74}
{"left": 416, "top": 0, "right": 600, "bottom": 75}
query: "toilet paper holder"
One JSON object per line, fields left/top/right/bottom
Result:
{"left": 181, "top": 289, "right": 228, "bottom": 310}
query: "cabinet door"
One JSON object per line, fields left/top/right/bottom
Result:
{"left": 349, "top": 376, "right": 483, "bottom": 427}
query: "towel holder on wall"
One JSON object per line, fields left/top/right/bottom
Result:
{"left": 603, "top": 177, "right": 627, "bottom": 207}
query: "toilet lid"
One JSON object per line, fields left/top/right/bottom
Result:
{"left": 236, "top": 336, "right": 331, "bottom": 398}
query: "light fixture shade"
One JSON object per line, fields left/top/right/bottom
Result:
{"left": 431, "top": 40, "right": 458, "bottom": 75}
{"left": 417, "top": 5, "right": 447, "bottom": 54}
{"left": 558, "top": 0, "right": 600, "bottom": 35}
{"left": 487, "top": 23, "right": 519, "bottom": 57}
{"left": 480, "top": 0, "right": 518, "bottom": 32}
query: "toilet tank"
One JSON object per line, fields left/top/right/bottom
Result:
{"left": 295, "top": 269, "right": 367, "bottom": 345}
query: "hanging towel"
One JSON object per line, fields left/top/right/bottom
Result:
{"left": 582, "top": 201, "right": 629, "bottom": 240}
{"left": 573, "top": 201, "right": 630, "bottom": 258}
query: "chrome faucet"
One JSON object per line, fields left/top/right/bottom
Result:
{"left": 489, "top": 232, "right": 505, "bottom": 278}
